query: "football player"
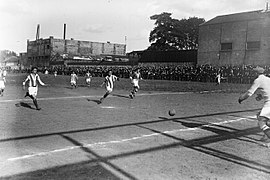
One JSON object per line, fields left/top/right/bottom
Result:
{"left": 99, "top": 70, "right": 119, "bottom": 103}
{"left": 129, "top": 68, "right": 142, "bottom": 99}
{"left": 23, "top": 67, "right": 47, "bottom": 110}
{"left": 0, "top": 68, "right": 6, "bottom": 97}
{"left": 238, "top": 66, "right": 270, "bottom": 147}
{"left": 70, "top": 71, "right": 78, "bottom": 89}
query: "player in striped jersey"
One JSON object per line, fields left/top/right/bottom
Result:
{"left": 23, "top": 67, "right": 47, "bottom": 110}
{"left": 0, "top": 68, "right": 6, "bottom": 97}
{"left": 129, "top": 68, "right": 142, "bottom": 99}
{"left": 99, "top": 70, "right": 119, "bottom": 103}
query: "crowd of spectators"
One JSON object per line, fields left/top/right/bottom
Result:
{"left": 8, "top": 64, "right": 270, "bottom": 84}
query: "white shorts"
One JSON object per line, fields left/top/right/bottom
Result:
{"left": 71, "top": 80, "right": 76, "bottom": 85}
{"left": 86, "top": 78, "right": 91, "bottom": 83}
{"left": 258, "top": 102, "right": 270, "bottom": 119}
{"left": 105, "top": 86, "right": 113, "bottom": 93}
{"left": 28, "top": 87, "right": 38, "bottom": 96}
{"left": 131, "top": 79, "right": 139, "bottom": 88}
{"left": 0, "top": 81, "right": 5, "bottom": 89}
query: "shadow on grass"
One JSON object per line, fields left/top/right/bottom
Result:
{"left": 64, "top": 86, "right": 75, "bottom": 89}
{"left": 1, "top": 161, "right": 122, "bottom": 180}
{"left": 112, "top": 93, "right": 131, "bottom": 99}
{"left": 87, "top": 99, "right": 101, "bottom": 104}
{"left": 0, "top": 108, "right": 260, "bottom": 143}
{"left": 1, "top": 108, "right": 269, "bottom": 179}
{"left": 15, "top": 102, "right": 33, "bottom": 109}
{"left": 136, "top": 124, "right": 270, "bottom": 174}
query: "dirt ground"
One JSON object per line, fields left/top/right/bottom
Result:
{"left": 0, "top": 73, "right": 269, "bottom": 180}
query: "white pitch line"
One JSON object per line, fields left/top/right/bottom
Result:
{"left": 5, "top": 117, "right": 250, "bottom": 162}
{"left": 100, "top": 106, "right": 117, "bottom": 109}
{"left": 0, "top": 95, "right": 97, "bottom": 103}
{"left": 0, "top": 90, "right": 221, "bottom": 103}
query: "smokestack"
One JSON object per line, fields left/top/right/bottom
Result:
{"left": 63, "top": 24, "right": 66, "bottom": 40}
{"left": 36, "top": 24, "right": 40, "bottom": 40}
{"left": 267, "top": 2, "right": 269, "bottom": 11}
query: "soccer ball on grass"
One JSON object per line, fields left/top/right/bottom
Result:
{"left": 168, "top": 109, "right": 176, "bottom": 116}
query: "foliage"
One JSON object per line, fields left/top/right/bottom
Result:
{"left": 0, "top": 50, "right": 17, "bottom": 62}
{"left": 148, "top": 12, "right": 205, "bottom": 51}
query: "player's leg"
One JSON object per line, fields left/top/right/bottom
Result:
{"left": 86, "top": 79, "right": 91, "bottom": 87}
{"left": 130, "top": 86, "right": 139, "bottom": 99}
{"left": 71, "top": 82, "right": 74, "bottom": 89}
{"left": 0, "top": 81, "right": 4, "bottom": 96}
{"left": 29, "top": 88, "right": 41, "bottom": 110}
{"left": 258, "top": 116, "right": 270, "bottom": 141}
{"left": 26, "top": 93, "right": 38, "bottom": 110}
{"left": 100, "top": 89, "right": 112, "bottom": 103}
{"left": 32, "top": 95, "right": 41, "bottom": 110}
{"left": 129, "top": 87, "right": 134, "bottom": 99}
{"left": 129, "top": 88, "right": 135, "bottom": 98}
{"left": 133, "top": 86, "right": 139, "bottom": 97}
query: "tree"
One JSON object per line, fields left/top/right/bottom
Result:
{"left": 0, "top": 50, "right": 17, "bottom": 62}
{"left": 148, "top": 12, "right": 205, "bottom": 51}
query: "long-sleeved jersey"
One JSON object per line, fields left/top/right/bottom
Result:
{"left": 23, "top": 73, "right": 45, "bottom": 87}
{"left": 104, "top": 75, "right": 118, "bottom": 90}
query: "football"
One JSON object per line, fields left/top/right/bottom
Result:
{"left": 168, "top": 109, "right": 176, "bottom": 116}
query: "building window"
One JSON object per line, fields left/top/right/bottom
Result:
{"left": 246, "top": 41, "right": 260, "bottom": 50}
{"left": 220, "top": 43, "right": 232, "bottom": 51}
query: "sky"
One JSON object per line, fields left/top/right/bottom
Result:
{"left": 0, "top": 0, "right": 267, "bottom": 54}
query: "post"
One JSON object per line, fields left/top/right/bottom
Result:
{"left": 63, "top": 24, "right": 66, "bottom": 40}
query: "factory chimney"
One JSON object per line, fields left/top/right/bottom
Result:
{"left": 63, "top": 24, "right": 66, "bottom": 40}
{"left": 36, "top": 24, "right": 40, "bottom": 40}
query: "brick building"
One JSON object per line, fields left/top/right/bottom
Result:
{"left": 27, "top": 36, "right": 126, "bottom": 67}
{"left": 198, "top": 10, "right": 270, "bottom": 66}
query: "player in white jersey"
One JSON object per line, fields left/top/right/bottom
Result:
{"left": 99, "top": 70, "right": 119, "bottom": 103}
{"left": 85, "top": 71, "right": 92, "bottom": 87}
{"left": 23, "top": 67, "right": 47, "bottom": 110}
{"left": 54, "top": 70, "right": 57, "bottom": 78}
{"left": 215, "top": 73, "right": 221, "bottom": 85}
{"left": 2, "top": 69, "right": 7, "bottom": 77}
{"left": 238, "top": 66, "right": 270, "bottom": 147}
{"left": 0, "top": 68, "right": 6, "bottom": 97}
{"left": 129, "top": 68, "right": 142, "bottom": 99}
{"left": 70, "top": 71, "right": 78, "bottom": 89}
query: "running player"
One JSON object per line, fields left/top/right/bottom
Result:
{"left": 70, "top": 71, "right": 78, "bottom": 89}
{"left": 99, "top": 70, "right": 119, "bottom": 103}
{"left": 215, "top": 72, "right": 221, "bottom": 85}
{"left": 129, "top": 68, "right": 142, "bottom": 99}
{"left": 238, "top": 66, "right": 270, "bottom": 147}
{"left": 85, "top": 71, "right": 92, "bottom": 87}
{"left": 0, "top": 68, "right": 6, "bottom": 97}
{"left": 23, "top": 67, "right": 47, "bottom": 110}
{"left": 54, "top": 70, "right": 57, "bottom": 78}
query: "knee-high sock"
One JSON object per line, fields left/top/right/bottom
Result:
{"left": 33, "top": 99, "right": 39, "bottom": 109}
{"left": 103, "top": 92, "right": 110, "bottom": 99}
{"left": 262, "top": 125, "right": 270, "bottom": 139}
{"left": 264, "top": 129, "right": 270, "bottom": 139}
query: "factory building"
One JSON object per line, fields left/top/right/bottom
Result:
{"left": 27, "top": 36, "right": 126, "bottom": 67}
{"left": 198, "top": 9, "right": 270, "bottom": 66}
